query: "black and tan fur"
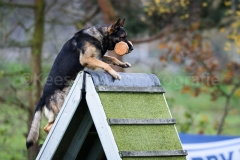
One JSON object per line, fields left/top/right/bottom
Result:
{"left": 26, "top": 18, "right": 133, "bottom": 149}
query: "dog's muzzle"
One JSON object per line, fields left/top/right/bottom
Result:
{"left": 128, "top": 45, "right": 134, "bottom": 53}
{"left": 125, "top": 40, "right": 133, "bottom": 53}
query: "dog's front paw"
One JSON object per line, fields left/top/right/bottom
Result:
{"left": 113, "top": 72, "right": 121, "bottom": 80}
{"left": 120, "top": 62, "right": 131, "bottom": 68}
{"left": 109, "top": 70, "right": 121, "bottom": 80}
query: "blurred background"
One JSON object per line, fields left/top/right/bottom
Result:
{"left": 0, "top": 0, "right": 240, "bottom": 159}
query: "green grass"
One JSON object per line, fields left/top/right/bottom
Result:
{"left": 0, "top": 104, "right": 49, "bottom": 160}
{"left": 0, "top": 105, "right": 28, "bottom": 160}
{"left": 98, "top": 93, "right": 172, "bottom": 118}
{"left": 99, "top": 92, "right": 185, "bottom": 159}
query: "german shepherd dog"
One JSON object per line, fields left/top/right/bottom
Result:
{"left": 26, "top": 18, "right": 133, "bottom": 149}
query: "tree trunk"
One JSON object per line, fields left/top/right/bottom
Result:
{"left": 217, "top": 84, "right": 239, "bottom": 135}
{"left": 96, "top": 0, "right": 117, "bottom": 24}
{"left": 217, "top": 96, "right": 230, "bottom": 135}
{"left": 96, "top": 0, "right": 123, "bottom": 72}
{"left": 28, "top": 0, "right": 45, "bottom": 159}
{"left": 231, "top": 0, "right": 236, "bottom": 15}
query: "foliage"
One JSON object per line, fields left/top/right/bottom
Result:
{"left": 159, "top": 72, "right": 240, "bottom": 135}
{"left": 103, "top": 0, "right": 240, "bottom": 136}
{"left": 0, "top": 62, "right": 51, "bottom": 159}
{"left": 154, "top": 1, "right": 240, "bottom": 134}
{"left": 142, "top": 0, "right": 240, "bottom": 36}
{"left": 118, "top": 0, "right": 240, "bottom": 135}
{"left": 111, "top": 0, "right": 149, "bottom": 37}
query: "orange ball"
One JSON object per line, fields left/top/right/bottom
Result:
{"left": 114, "top": 41, "right": 133, "bottom": 55}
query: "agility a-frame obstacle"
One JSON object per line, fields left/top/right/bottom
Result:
{"left": 36, "top": 71, "right": 187, "bottom": 160}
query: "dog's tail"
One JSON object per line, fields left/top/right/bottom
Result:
{"left": 26, "top": 97, "right": 45, "bottom": 149}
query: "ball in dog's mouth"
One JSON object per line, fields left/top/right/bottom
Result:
{"left": 114, "top": 41, "right": 133, "bottom": 55}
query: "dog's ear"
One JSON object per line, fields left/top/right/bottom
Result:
{"left": 109, "top": 18, "right": 121, "bottom": 34}
{"left": 120, "top": 18, "right": 125, "bottom": 27}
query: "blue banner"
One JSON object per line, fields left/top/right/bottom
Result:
{"left": 179, "top": 133, "right": 240, "bottom": 160}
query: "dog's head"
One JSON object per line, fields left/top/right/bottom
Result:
{"left": 107, "top": 18, "right": 133, "bottom": 53}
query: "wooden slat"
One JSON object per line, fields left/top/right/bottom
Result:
{"left": 108, "top": 118, "right": 176, "bottom": 125}
{"left": 96, "top": 86, "right": 166, "bottom": 93}
{"left": 120, "top": 150, "right": 188, "bottom": 157}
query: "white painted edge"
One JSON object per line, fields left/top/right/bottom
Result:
{"left": 163, "top": 93, "right": 184, "bottom": 148}
{"left": 36, "top": 72, "right": 84, "bottom": 160}
{"left": 85, "top": 74, "right": 121, "bottom": 160}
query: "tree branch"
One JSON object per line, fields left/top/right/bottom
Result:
{"left": 130, "top": 26, "right": 173, "bottom": 44}
{"left": 229, "top": 82, "right": 240, "bottom": 97}
{"left": 2, "top": 23, "right": 19, "bottom": 43}
{"left": 199, "top": 60, "right": 228, "bottom": 97}
{"left": 0, "top": 71, "right": 27, "bottom": 77}
{"left": 18, "top": 21, "right": 33, "bottom": 32}
{"left": 46, "top": 6, "right": 100, "bottom": 29}
{"left": 2, "top": 21, "right": 32, "bottom": 43}
{"left": 74, "top": 7, "right": 100, "bottom": 29}
{"left": 0, "top": 40, "right": 31, "bottom": 48}
{"left": 0, "top": 95, "right": 29, "bottom": 112}
{"left": 131, "top": 32, "right": 164, "bottom": 44}
{"left": 0, "top": 2, "right": 36, "bottom": 9}
{"left": 45, "top": 0, "right": 58, "bottom": 13}
{"left": 10, "top": 84, "right": 31, "bottom": 112}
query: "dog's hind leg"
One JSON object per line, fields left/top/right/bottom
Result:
{"left": 43, "top": 106, "right": 55, "bottom": 134}
{"left": 43, "top": 122, "right": 54, "bottom": 134}
{"left": 43, "top": 87, "right": 70, "bottom": 133}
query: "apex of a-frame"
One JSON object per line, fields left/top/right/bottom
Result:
{"left": 86, "top": 71, "right": 166, "bottom": 93}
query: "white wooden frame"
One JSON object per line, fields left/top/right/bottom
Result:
{"left": 85, "top": 73, "right": 121, "bottom": 160}
{"left": 36, "top": 72, "right": 84, "bottom": 160}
